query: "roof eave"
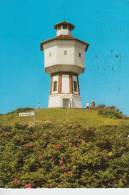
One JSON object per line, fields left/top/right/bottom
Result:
{"left": 54, "top": 21, "right": 75, "bottom": 30}
{"left": 40, "top": 38, "right": 89, "bottom": 51}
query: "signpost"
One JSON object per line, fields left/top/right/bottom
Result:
{"left": 19, "top": 111, "right": 35, "bottom": 126}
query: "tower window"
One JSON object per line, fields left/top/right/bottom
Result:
{"left": 78, "top": 52, "right": 81, "bottom": 57}
{"left": 49, "top": 52, "right": 52, "bottom": 57}
{"left": 63, "top": 24, "right": 67, "bottom": 29}
{"left": 64, "top": 50, "right": 67, "bottom": 55}
{"left": 58, "top": 26, "right": 61, "bottom": 30}
{"left": 53, "top": 81, "right": 57, "bottom": 91}
{"left": 73, "top": 81, "right": 78, "bottom": 92}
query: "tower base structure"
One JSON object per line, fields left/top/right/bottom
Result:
{"left": 48, "top": 94, "right": 82, "bottom": 108}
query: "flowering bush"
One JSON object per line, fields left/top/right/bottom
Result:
{"left": 24, "top": 183, "right": 32, "bottom": 188}
{"left": 55, "top": 144, "right": 62, "bottom": 150}
{"left": 0, "top": 114, "right": 129, "bottom": 188}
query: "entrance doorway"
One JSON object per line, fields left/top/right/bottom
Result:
{"left": 63, "top": 98, "right": 70, "bottom": 108}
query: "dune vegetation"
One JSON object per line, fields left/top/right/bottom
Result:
{"left": 0, "top": 107, "right": 129, "bottom": 188}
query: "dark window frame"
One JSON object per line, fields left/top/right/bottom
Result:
{"left": 73, "top": 81, "right": 78, "bottom": 92}
{"left": 58, "top": 26, "right": 61, "bottom": 30}
{"left": 62, "top": 24, "right": 67, "bottom": 29}
{"left": 53, "top": 81, "right": 57, "bottom": 91}
{"left": 78, "top": 52, "right": 81, "bottom": 57}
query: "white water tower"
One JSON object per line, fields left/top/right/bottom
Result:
{"left": 40, "top": 21, "right": 89, "bottom": 108}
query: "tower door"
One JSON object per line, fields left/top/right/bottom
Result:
{"left": 63, "top": 98, "right": 70, "bottom": 108}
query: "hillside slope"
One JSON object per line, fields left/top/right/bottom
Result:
{"left": 0, "top": 108, "right": 128, "bottom": 127}
{"left": 0, "top": 108, "right": 129, "bottom": 188}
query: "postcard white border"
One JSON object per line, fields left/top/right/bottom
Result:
{"left": 0, "top": 188, "right": 129, "bottom": 195}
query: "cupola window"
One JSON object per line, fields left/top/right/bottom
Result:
{"left": 53, "top": 81, "right": 57, "bottom": 91}
{"left": 58, "top": 26, "right": 61, "bottom": 30}
{"left": 63, "top": 24, "right": 67, "bottom": 29}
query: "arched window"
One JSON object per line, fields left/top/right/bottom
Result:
{"left": 78, "top": 52, "right": 81, "bottom": 57}
{"left": 73, "top": 81, "right": 78, "bottom": 92}
{"left": 53, "top": 81, "right": 57, "bottom": 91}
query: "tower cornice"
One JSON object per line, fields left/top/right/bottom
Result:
{"left": 40, "top": 36, "right": 89, "bottom": 51}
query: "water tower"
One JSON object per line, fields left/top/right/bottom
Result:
{"left": 40, "top": 21, "right": 89, "bottom": 108}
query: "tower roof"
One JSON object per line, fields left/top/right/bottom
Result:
{"left": 41, "top": 21, "right": 89, "bottom": 51}
{"left": 40, "top": 35, "right": 89, "bottom": 51}
{"left": 54, "top": 21, "right": 75, "bottom": 30}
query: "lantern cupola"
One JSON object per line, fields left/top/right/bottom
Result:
{"left": 54, "top": 21, "right": 74, "bottom": 36}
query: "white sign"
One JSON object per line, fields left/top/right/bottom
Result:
{"left": 19, "top": 111, "right": 35, "bottom": 117}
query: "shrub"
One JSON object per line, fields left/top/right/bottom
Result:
{"left": 98, "top": 107, "right": 123, "bottom": 119}
{"left": 0, "top": 109, "right": 129, "bottom": 188}
{"left": 8, "top": 107, "right": 34, "bottom": 114}
{"left": 97, "top": 104, "right": 106, "bottom": 109}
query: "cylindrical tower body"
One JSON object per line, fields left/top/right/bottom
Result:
{"left": 40, "top": 21, "right": 89, "bottom": 108}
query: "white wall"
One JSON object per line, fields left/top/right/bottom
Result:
{"left": 74, "top": 42, "right": 86, "bottom": 67}
{"left": 44, "top": 43, "right": 57, "bottom": 67}
{"left": 62, "top": 74, "right": 69, "bottom": 93}
{"left": 48, "top": 94, "right": 82, "bottom": 108}
{"left": 56, "top": 42, "right": 75, "bottom": 65}
{"left": 71, "top": 95, "right": 82, "bottom": 108}
{"left": 48, "top": 95, "right": 62, "bottom": 107}
{"left": 57, "top": 29, "right": 71, "bottom": 36}
{"left": 43, "top": 40, "right": 86, "bottom": 69}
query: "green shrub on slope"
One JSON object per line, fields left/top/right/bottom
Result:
{"left": 98, "top": 107, "right": 123, "bottom": 119}
{"left": 0, "top": 121, "right": 129, "bottom": 188}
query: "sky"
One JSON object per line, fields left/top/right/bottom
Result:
{"left": 0, "top": 0, "right": 129, "bottom": 115}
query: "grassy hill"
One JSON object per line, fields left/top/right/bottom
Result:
{"left": 0, "top": 107, "right": 129, "bottom": 127}
{"left": 0, "top": 107, "right": 129, "bottom": 188}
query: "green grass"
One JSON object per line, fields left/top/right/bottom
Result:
{"left": 0, "top": 108, "right": 129, "bottom": 127}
